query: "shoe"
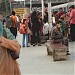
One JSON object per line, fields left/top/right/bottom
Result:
{"left": 67, "top": 52, "right": 70, "bottom": 55}
{"left": 38, "top": 44, "right": 41, "bottom": 46}
{"left": 31, "top": 43, "right": 33, "bottom": 45}
{"left": 33, "top": 44, "right": 36, "bottom": 46}
{"left": 27, "top": 46, "right": 30, "bottom": 47}
{"left": 23, "top": 46, "right": 25, "bottom": 47}
{"left": 67, "top": 51, "right": 69, "bottom": 52}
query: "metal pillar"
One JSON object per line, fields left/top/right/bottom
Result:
{"left": 41, "top": 0, "right": 44, "bottom": 20}
{"left": 30, "top": 0, "right": 32, "bottom": 13}
{"left": 5, "top": 0, "right": 8, "bottom": 16}
{"left": 10, "top": 2, "right": 12, "bottom": 12}
{"left": 48, "top": 0, "right": 52, "bottom": 32}
{"left": 24, "top": 0, "right": 25, "bottom": 8}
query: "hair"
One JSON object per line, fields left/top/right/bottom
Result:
{"left": 37, "top": 12, "right": 41, "bottom": 16}
{"left": 59, "top": 8, "right": 63, "bottom": 10}
{"left": 69, "top": 5, "right": 74, "bottom": 9}
{"left": 12, "top": 11, "right": 15, "bottom": 15}
{"left": 32, "top": 11, "right": 37, "bottom": 16}
{"left": 56, "top": 20, "right": 62, "bottom": 24}
{"left": 23, "top": 19, "right": 26, "bottom": 24}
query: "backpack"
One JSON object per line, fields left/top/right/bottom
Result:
{"left": 19, "top": 24, "right": 27, "bottom": 34}
{"left": 6, "top": 16, "right": 17, "bottom": 28}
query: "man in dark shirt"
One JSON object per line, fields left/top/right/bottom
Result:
{"left": 50, "top": 20, "right": 70, "bottom": 55}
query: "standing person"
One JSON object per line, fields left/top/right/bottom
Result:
{"left": 43, "top": 21, "right": 49, "bottom": 40}
{"left": 16, "top": 15, "right": 21, "bottom": 31}
{"left": 31, "top": 11, "right": 41, "bottom": 46}
{"left": 43, "top": 10, "right": 48, "bottom": 23}
{"left": 0, "top": 13, "right": 21, "bottom": 75}
{"left": 27, "top": 14, "right": 32, "bottom": 44}
{"left": 7, "top": 11, "right": 18, "bottom": 38}
{"left": 20, "top": 19, "right": 29, "bottom": 47}
{"left": 59, "top": 17, "right": 65, "bottom": 36}
{"left": 61, "top": 13, "right": 70, "bottom": 37}
{"left": 27, "top": 14, "right": 34, "bottom": 45}
{"left": 69, "top": 5, "right": 75, "bottom": 41}
{"left": 56, "top": 8, "right": 64, "bottom": 20}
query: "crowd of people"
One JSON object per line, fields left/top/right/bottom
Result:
{"left": 2, "top": 5, "right": 75, "bottom": 48}
{"left": 0, "top": 3, "right": 75, "bottom": 75}
{"left": 51, "top": 5, "right": 75, "bottom": 42}
{"left": 5, "top": 10, "right": 49, "bottom": 47}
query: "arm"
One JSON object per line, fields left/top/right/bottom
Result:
{"left": 51, "top": 29, "right": 58, "bottom": 39}
{"left": 70, "top": 10, "right": 74, "bottom": 20}
{"left": 0, "top": 36, "right": 20, "bottom": 54}
{"left": 51, "top": 28, "right": 63, "bottom": 39}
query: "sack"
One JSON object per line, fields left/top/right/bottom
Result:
{"left": 8, "top": 49, "right": 19, "bottom": 60}
{"left": 6, "top": 17, "right": 14, "bottom": 28}
{"left": 19, "top": 24, "right": 26, "bottom": 34}
{"left": 7, "top": 16, "right": 17, "bottom": 28}
{"left": 26, "top": 27, "right": 32, "bottom": 34}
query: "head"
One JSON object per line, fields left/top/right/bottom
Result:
{"left": 12, "top": 11, "right": 16, "bottom": 15}
{"left": 37, "top": 12, "right": 41, "bottom": 18}
{"left": 56, "top": 20, "right": 62, "bottom": 28}
{"left": 59, "top": 8, "right": 63, "bottom": 12}
{"left": 32, "top": 11, "right": 37, "bottom": 16}
{"left": 22, "top": 19, "right": 26, "bottom": 24}
{"left": 69, "top": 5, "right": 74, "bottom": 12}
{"left": 27, "top": 14, "right": 31, "bottom": 18}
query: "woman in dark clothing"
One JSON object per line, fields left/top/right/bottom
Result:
{"left": 7, "top": 11, "right": 17, "bottom": 38}
{"left": 31, "top": 11, "right": 41, "bottom": 46}
{"left": 43, "top": 11, "right": 48, "bottom": 23}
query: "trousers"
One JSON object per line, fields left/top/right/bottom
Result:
{"left": 22, "top": 34, "right": 28, "bottom": 47}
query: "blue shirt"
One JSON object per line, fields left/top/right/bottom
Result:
{"left": 0, "top": 20, "right": 3, "bottom": 36}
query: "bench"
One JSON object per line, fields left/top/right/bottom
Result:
{"left": 45, "top": 41, "right": 68, "bottom": 61}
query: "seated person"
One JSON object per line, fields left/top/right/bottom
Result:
{"left": 50, "top": 20, "right": 70, "bottom": 55}
{"left": 50, "top": 20, "right": 63, "bottom": 43}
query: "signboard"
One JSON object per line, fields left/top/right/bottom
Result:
{"left": 13, "top": 8, "right": 26, "bottom": 15}
{"left": 13, "top": 8, "right": 30, "bottom": 18}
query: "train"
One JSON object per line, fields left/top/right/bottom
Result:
{"left": 52, "top": 2, "right": 75, "bottom": 13}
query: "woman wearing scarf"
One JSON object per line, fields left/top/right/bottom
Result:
{"left": 0, "top": 13, "right": 21, "bottom": 75}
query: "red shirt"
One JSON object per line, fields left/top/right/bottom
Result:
{"left": 70, "top": 9, "right": 75, "bottom": 24}
{"left": 57, "top": 11, "right": 64, "bottom": 18}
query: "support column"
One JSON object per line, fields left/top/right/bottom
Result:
{"left": 41, "top": 0, "right": 44, "bottom": 20}
{"left": 48, "top": 0, "right": 52, "bottom": 32}
{"left": 30, "top": 0, "right": 32, "bottom": 13}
